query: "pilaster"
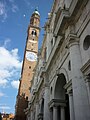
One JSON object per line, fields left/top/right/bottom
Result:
{"left": 35, "top": 102, "right": 39, "bottom": 120}
{"left": 43, "top": 73, "right": 50, "bottom": 120}
{"left": 68, "top": 33, "right": 90, "bottom": 120}
{"left": 68, "top": 90, "right": 75, "bottom": 120}
{"left": 53, "top": 106, "right": 58, "bottom": 120}
{"left": 61, "top": 106, "right": 65, "bottom": 120}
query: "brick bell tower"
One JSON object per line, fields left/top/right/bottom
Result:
{"left": 15, "top": 9, "right": 40, "bottom": 120}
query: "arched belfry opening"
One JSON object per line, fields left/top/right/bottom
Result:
{"left": 53, "top": 73, "right": 70, "bottom": 120}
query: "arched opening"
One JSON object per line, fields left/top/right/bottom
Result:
{"left": 31, "top": 30, "right": 37, "bottom": 36}
{"left": 83, "top": 35, "right": 90, "bottom": 50}
{"left": 54, "top": 73, "right": 70, "bottom": 120}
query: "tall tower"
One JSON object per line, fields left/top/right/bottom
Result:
{"left": 15, "top": 9, "right": 40, "bottom": 120}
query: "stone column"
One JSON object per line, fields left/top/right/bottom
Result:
{"left": 28, "top": 114, "right": 30, "bottom": 120}
{"left": 30, "top": 110, "right": 33, "bottom": 120}
{"left": 61, "top": 106, "right": 65, "bottom": 120}
{"left": 43, "top": 85, "right": 50, "bottom": 120}
{"left": 68, "top": 34, "right": 90, "bottom": 120}
{"left": 68, "top": 91, "right": 75, "bottom": 120}
{"left": 35, "top": 103, "right": 39, "bottom": 120}
{"left": 50, "top": 108, "right": 53, "bottom": 120}
{"left": 84, "top": 75, "right": 90, "bottom": 104}
{"left": 53, "top": 106, "right": 58, "bottom": 120}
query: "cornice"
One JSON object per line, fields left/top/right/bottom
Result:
{"left": 54, "top": 9, "right": 70, "bottom": 36}
{"left": 81, "top": 59, "right": 90, "bottom": 75}
{"left": 29, "top": 25, "right": 41, "bottom": 30}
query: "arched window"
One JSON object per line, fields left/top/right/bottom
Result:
{"left": 83, "top": 35, "right": 90, "bottom": 50}
{"left": 31, "top": 30, "right": 37, "bottom": 36}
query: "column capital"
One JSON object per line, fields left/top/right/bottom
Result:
{"left": 67, "top": 89, "right": 73, "bottom": 96}
{"left": 53, "top": 105, "right": 58, "bottom": 108}
{"left": 48, "top": 99, "right": 66, "bottom": 109}
{"left": 67, "top": 34, "right": 79, "bottom": 48}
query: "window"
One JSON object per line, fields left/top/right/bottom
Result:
{"left": 26, "top": 96, "right": 28, "bottom": 100}
{"left": 29, "top": 66, "right": 31, "bottom": 69}
{"left": 31, "top": 30, "right": 37, "bottom": 36}
{"left": 83, "top": 35, "right": 90, "bottom": 50}
{"left": 68, "top": 60, "right": 71, "bottom": 71}
{"left": 51, "top": 39, "right": 53, "bottom": 49}
{"left": 50, "top": 87, "right": 52, "bottom": 94}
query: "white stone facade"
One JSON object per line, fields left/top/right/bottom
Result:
{"left": 25, "top": 0, "right": 90, "bottom": 120}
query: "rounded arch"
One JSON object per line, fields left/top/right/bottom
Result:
{"left": 53, "top": 68, "right": 69, "bottom": 97}
{"left": 54, "top": 73, "right": 66, "bottom": 99}
{"left": 57, "top": 68, "right": 69, "bottom": 82}
{"left": 83, "top": 35, "right": 90, "bottom": 50}
{"left": 53, "top": 69, "right": 70, "bottom": 119}
{"left": 31, "top": 29, "right": 37, "bottom": 36}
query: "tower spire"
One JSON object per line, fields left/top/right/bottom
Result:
{"left": 33, "top": 7, "right": 40, "bottom": 16}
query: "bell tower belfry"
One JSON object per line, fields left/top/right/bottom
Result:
{"left": 15, "top": 9, "right": 40, "bottom": 120}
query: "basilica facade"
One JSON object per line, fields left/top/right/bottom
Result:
{"left": 25, "top": 0, "right": 90, "bottom": 120}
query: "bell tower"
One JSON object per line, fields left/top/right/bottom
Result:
{"left": 19, "top": 9, "right": 40, "bottom": 99}
{"left": 15, "top": 9, "right": 40, "bottom": 120}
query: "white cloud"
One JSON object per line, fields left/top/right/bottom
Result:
{"left": 0, "top": 0, "right": 19, "bottom": 22}
{"left": 0, "top": 47, "right": 22, "bottom": 69}
{"left": 11, "top": 80, "right": 20, "bottom": 89}
{"left": 3, "top": 38, "right": 11, "bottom": 48}
{"left": 0, "top": 106, "right": 10, "bottom": 110}
{"left": 0, "top": 2, "right": 5, "bottom": 15}
{"left": 8, "top": 0, "right": 19, "bottom": 13}
{"left": 23, "top": 0, "right": 31, "bottom": 6}
{"left": 0, "top": 39, "right": 22, "bottom": 88}
{"left": 11, "top": 4, "right": 18, "bottom": 13}
{"left": 0, "top": 92, "right": 4, "bottom": 97}
{"left": 0, "top": 2, "right": 7, "bottom": 22}
{"left": 0, "top": 79, "right": 8, "bottom": 87}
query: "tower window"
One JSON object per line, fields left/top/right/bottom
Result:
{"left": 31, "top": 30, "right": 37, "bottom": 36}
{"left": 26, "top": 96, "right": 28, "bottom": 100}
{"left": 29, "top": 66, "right": 31, "bottom": 69}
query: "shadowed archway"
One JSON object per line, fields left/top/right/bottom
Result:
{"left": 54, "top": 73, "right": 70, "bottom": 120}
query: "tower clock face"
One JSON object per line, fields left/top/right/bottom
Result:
{"left": 26, "top": 51, "right": 37, "bottom": 61}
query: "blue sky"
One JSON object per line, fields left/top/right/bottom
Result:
{"left": 0, "top": 0, "right": 53, "bottom": 114}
